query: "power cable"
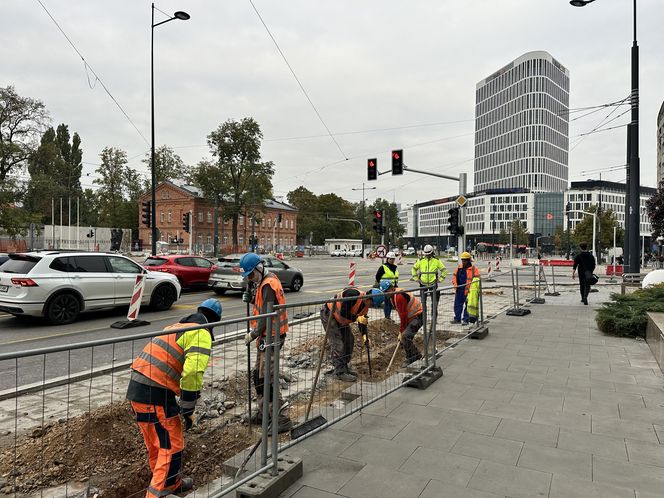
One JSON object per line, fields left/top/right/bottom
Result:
{"left": 570, "top": 104, "right": 627, "bottom": 152}
{"left": 247, "top": 0, "right": 347, "bottom": 160}
{"left": 35, "top": 0, "right": 150, "bottom": 147}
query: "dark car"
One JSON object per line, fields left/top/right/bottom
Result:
{"left": 144, "top": 254, "right": 217, "bottom": 290}
{"left": 208, "top": 254, "right": 304, "bottom": 295}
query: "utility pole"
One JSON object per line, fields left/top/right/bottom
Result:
{"left": 352, "top": 182, "right": 376, "bottom": 258}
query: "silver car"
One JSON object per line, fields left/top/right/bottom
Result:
{"left": 208, "top": 254, "right": 304, "bottom": 295}
{"left": 0, "top": 251, "right": 181, "bottom": 325}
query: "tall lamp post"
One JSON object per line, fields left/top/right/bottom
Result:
{"left": 151, "top": 4, "right": 190, "bottom": 256}
{"left": 352, "top": 183, "right": 376, "bottom": 257}
{"left": 570, "top": 0, "right": 640, "bottom": 272}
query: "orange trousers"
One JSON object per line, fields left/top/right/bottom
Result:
{"left": 131, "top": 401, "right": 184, "bottom": 498}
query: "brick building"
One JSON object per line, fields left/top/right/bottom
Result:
{"left": 137, "top": 180, "right": 298, "bottom": 254}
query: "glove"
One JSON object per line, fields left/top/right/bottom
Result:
{"left": 242, "top": 289, "right": 253, "bottom": 303}
{"left": 244, "top": 329, "right": 258, "bottom": 345}
{"left": 182, "top": 413, "right": 195, "bottom": 430}
{"left": 362, "top": 333, "right": 370, "bottom": 347}
{"left": 356, "top": 315, "right": 368, "bottom": 326}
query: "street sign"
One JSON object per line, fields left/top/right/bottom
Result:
{"left": 456, "top": 195, "right": 467, "bottom": 207}
{"left": 376, "top": 245, "right": 387, "bottom": 258}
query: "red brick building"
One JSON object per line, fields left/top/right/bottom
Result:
{"left": 137, "top": 181, "right": 298, "bottom": 254}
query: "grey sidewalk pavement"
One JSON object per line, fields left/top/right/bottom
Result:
{"left": 281, "top": 286, "right": 664, "bottom": 498}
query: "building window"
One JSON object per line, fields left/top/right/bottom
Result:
{"left": 167, "top": 210, "right": 172, "bottom": 223}
{"left": 207, "top": 212, "right": 212, "bottom": 223}
{"left": 160, "top": 211, "right": 165, "bottom": 223}
{"left": 161, "top": 190, "right": 170, "bottom": 199}
{"left": 198, "top": 211, "right": 203, "bottom": 223}
{"left": 239, "top": 215, "right": 244, "bottom": 225}
{"left": 207, "top": 235, "right": 211, "bottom": 245}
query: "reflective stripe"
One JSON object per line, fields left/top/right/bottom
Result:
{"left": 186, "top": 346, "right": 210, "bottom": 356}
{"left": 179, "top": 399, "right": 196, "bottom": 409}
{"left": 148, "top": 486, "right": 176, "bottom": 497}
{"left": 153, "top": 337, "right": 185, "bottom": 364}
{"left": 137, "top": 351, "right": 182, "bottom": 384}
{"left": 130, "top": 370, "right": 164, "bottom": 388}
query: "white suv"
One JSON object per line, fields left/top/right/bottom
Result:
{"left": 0, "top": 251, "right": 181, "bottom": 325}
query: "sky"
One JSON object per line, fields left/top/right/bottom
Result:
{"left": 3, "top": 0, "right": 663, "bottom": 208}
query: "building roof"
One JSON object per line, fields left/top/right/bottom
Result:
{"left": 476, "top": 50, "right": 569, "bottom": 89}
{"left": 570, "top": 179, "right": 656, "bottom": 196}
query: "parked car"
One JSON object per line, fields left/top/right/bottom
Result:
{"left": 208, "top": 254, "right": 304, "bottom": 295}
{"left": 330, "top": 249, "right": 346, "bottom": 257}
{"left": 143, "top": 254, "right": 216, "bottom": 289}
{"left": 348, "top": 249, "right": 362, "bottom": 257}
{"left": 0, "top": 251, "right": 181, "bottom": 325}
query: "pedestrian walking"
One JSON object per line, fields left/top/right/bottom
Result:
{"left": 411, "top": 244, "right": 447, "bottom": 309}
{"left": 126, "top": 298, "right": 222, "bottom": 498}
{"left": 572, "top": 242, "right": 596, "bottom": 305}
{"left": 240, "top": 252, "right": 292, "bottom": 432}
{"left": 377, "top": 281, "right": 424, "bottom": 366}
{"left": 451, "top": 252, "right": 481, "bottom": 325}
{"left": 321, "top": 287, "right": 378, "bottom": 382}
{"left": 375, "top": 251, "right": 399, "bottom": 320}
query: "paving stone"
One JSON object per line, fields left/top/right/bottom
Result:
{"left": 478, "top": 400, "right": 535, "bottom": 422}
{"left": 531, "top": 406, "right": 591, "bottom": 432}
{"left": 450, "top": 431, "right": 523, "bottom": 465}
{"left": 294, "top": 428, "right": 361, "bottom": 457}
{"left": 393, "top": 420, "right": 462, "bottom": 451}
{"left": 288, "top": 485, "right": 349, "bottom": 498}
{"left": 494, "top": 418, "right": 559, "bottom": 448}
{"left": 419, "top": 479, "right": 502, "bottom": 498}
{"left": 339, "top": 413, "right": 408, "bottom": 440}
{"left": 339, "top": 435, "right": 417, "bottom": 470}
{"left": 467, "top": 459, "right": 551, "bottom": 498}
{"left": 459, "top": 386, "right": 516, "bottom": 403}
{"left": 280, "top": 448, "right": 364, "bottom": 495}
{"left": 338, "top": 463, "right": 428, "bottom": 498}
{"left": 518, "top": 442, "right": 592, "bottom": 480}
{"left": 561, "top": 396, "right": 620, "bottom": 418}
{"left": 593, "top": 455, "right": 664, "bottom": 495}
{"left": 557, "top": 428, "right": 628, "bottom": 461}
{"left": 437, "top": 410, "right": 501, "bottom": 436}
{"left": 618, "top": 404, "right": 664, "bottom": 425}
{"left": 625, "top": 438, "right": 664, "bottom": 467}
{"left": 426, "top": 394, "right": 484, "bottom": 413}
{"left": 385, "top": 402, "right": 445, "bottom": 426}
{"left": 398, "top": 446, "right": 479, "bottom": 486}
{"left": 549, "top": 474, "right": 635, "bottom": 498}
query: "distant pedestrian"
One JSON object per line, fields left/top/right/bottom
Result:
{"left": 375, "top": 251, "right": 399, "bottom": 320}
{"left": 572, "top": 242, "right": 596, "bottom": 305}
{"left": 451, "top": 252, "right": 480, "bottom": 325}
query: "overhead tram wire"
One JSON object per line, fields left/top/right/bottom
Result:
{"left": 247, "top": 0, "right": 347, "bottom": 160}
{"left": 35, "top": 0, "right": 150, "bottom": 147}
{"left": 570, "top": 103, "right": 628, "bottom": 151}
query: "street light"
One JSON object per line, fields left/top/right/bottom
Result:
{"left": 570, "top": 0, "right": 640, "bottom": 272}
{"left": 151, "top": 3, "right": 189, "bottom": 256}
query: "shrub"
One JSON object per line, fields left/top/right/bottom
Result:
{"left": 595, "top": 284, "right": 664, "bottom": 337}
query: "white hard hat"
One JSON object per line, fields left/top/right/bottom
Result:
{"left": 423, "top": 244, "right": 434, "bottom": 255}
{"left": 386, "top": 251, "right": 396, "bottom": 259}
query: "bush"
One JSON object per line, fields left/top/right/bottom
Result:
{"left": 596, "top": 284, "right": 664, "bottom": 337}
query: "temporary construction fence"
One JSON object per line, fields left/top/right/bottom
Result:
{"left": 0, "top": 281, "right": 501, "bottom": 498}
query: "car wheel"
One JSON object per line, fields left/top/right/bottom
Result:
{"left": 46, "top": 293, "right": 81, "bottom": 325}
{"left": 290, "top": 276, "right": 303, "bottom": 292}
{"left": 213, "top": 288, "right": 226, "bottom": 295}
{"left": 150, "top": 284, "right": 177, "bottom": 311}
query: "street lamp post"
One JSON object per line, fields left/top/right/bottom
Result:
{"left": 151, "top": 4, "right": 189, "bottom": 256}
{"left": 570, "top": 0, "right": 640, "bottom": 272}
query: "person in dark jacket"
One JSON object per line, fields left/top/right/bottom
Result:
{"left": 572, "top": 242, "right": 596, "bottom": 305}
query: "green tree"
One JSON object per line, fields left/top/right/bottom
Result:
{"left": 0, "top": 86, "right": 49, "bottom": 181}
{"left": 0, "top": 179, "right": 40, "bottom": 238}
{"left": 553, "top": 224, "right": 573, "bottom": 254}
{"left": 498, "top": 228, "right": 508, "bottom": 244}
{"left": 647, "top": 180, "right": 664, "bottom": 239}
{"left": 142, "top": 145, "right": 188, "bottom": 189}
{"left": 572, "top": 204, "right": 623, "bottom": 250}
{"left": 94, "top": 147, "right": 139, "bottom": 229}
{"left": 368, "top": 198, "right": 404, "bottom": 246}
{"left": 190, "top": 118, "right": 274, "bottom": 247}
{"left": 287, "top": 186, "right": 318, "bottom": 243}
{"left": 510, "top": 220, "right": 529, "bottom": 246}
{"left": 78, "top": 188, "right": 99, "bottom": 227}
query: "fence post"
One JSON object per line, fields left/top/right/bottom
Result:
{"left": 506, "top": 267, "right": 531, "bottom": 316}
{"left": 270, "top": 303, "right": 280, "bottom": 477}
{"left": 530, "top": 264, "right": 545, "bottom": 304}
{"left": 430, "top": 286, "right": 438, "bottom": 367}
{"left": 260, "top": 313, "right": 272, "bottom": 467}
{"left": 470, "top": 278, "right": 489, "bottom": 339}
{"left": 421, "top": 287, "right": 429, "bottom": 368}
{"left": 545, "top": 265, "right": 560, "bottom": 296}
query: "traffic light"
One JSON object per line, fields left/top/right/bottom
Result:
{"left": 367, "top": 158, "right": 377, "bottom": 181}
{"left": 141, "top": 201, "right": 152, "bottom": 227}
{"left": 372, "top": 209, "right": 383, "bottom": 234}
{"left": 182, "top": 212, "right": 190, "bottom": 233}
{"left": 391, "top": 149, "right": 403, "bottom": 175}
{"left": 447, "top": 207, "right": 459, "bottom": 236}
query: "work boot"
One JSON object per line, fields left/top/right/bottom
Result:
{"left": 401, "top": 353, "right": 422, "bottom": 368}
{"left": 346, "top": 365, "right": 359, "bottom": 377}
{"left": 276, "top": 412, "right": 293, "bottom": 433}
{"left": 176, "top": 477, "right": 194, "bottom": 493}
{"left": 449, "top": 319, "right": 461, "bottom": 324}
{"left": 334, "top": 371, "right": 357, "bottom": 382}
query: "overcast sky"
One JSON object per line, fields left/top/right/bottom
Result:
{"left": 3, "top": 0, "right": 663, "bottom": 207}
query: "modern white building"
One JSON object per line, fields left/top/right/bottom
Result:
{"left": 564, "top": 180, "right": 655, "bottom": 236}
{"left": 474, "top": 51, "right": 570, "bottom": 193}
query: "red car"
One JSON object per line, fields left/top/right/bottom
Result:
{"left": 143, "top": 255, "right": 217, "bottom": 290}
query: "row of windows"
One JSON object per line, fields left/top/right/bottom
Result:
{"left": 478, "top": 175, "right": 567, "bottom": 193}
{"left": 476, "top": 123, "right": 568, "bottom": 157}
{"left": 476, "top": 140, "right": 568, "bottom": 175}
{"left": 477, "top": 76, "right": 569, "bottom": 120}
{"left": 476, "top": 93, "right": 569, "bottom": 136}
{"left": 477, "top": 58, "right": 569, "bottom": 103}
{"left": 157, "top": 210, "right": 295, "bottom": 230}
{"left": 476, "top": 158, "right": 568, "bottom": 190}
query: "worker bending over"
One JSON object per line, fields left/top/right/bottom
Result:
{"left": 377, "top": 281, "right": 424, "bottom": 367}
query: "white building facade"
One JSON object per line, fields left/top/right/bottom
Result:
{"left": 474, "top": 51, "right": 570, "bottom": 193}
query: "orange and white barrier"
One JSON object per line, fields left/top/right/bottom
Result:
{"left": 349, "top": 261, "right": 356, "bottom": 286}
{"left": 494, "top": 256, "right": 502, "bottom": 272}
{"left": 397, "top": 254, "right": 404, "bottom": 265}
{"left": 127, "top": 274, "right": 146, "bottom": 321}
{"left": 487, "top": 261, "right": 493, "bottom": 278}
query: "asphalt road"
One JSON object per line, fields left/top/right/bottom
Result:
{"left": 0, "top": 256, "right": 395, "bottom": 390}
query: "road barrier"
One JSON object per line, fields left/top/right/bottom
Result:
{"left": 348, "top": 261, "right": 356, "bottom": 286}
{"left": 3, "top": 279, "right": 502, "bottom": 497}
{"left": 506, "top": 267, "right": 531, "bottom": 316}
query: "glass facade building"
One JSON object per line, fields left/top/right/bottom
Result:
{"left": 474, "top": 51, "right": 570, "bottom": 193}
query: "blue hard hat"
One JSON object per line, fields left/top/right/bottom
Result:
{"left": 198, "top": 298, "right": 222, "bottom": 320}
{"left": 240, "top": 252, "right": 262, "bottom": 277}
{"left": 369, "top": 288, "right": 384, "bottom": 307}
{"left": 379, "top": 280, "right": 393, "bottom": 292}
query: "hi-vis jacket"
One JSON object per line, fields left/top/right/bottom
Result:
{"left": 127, "top": 312, "right": 212, "bottom": 409}
{"left": 390, "top": 288, "right": 423, "bottom": 333}
{"left": 452, "top": 265, "right": 481, "bottom": 295}
{"left": 250, "top": 273, "right": 288, "bottom": 346}
{"left": 411, "top": 257, "right": 448, "bottom": 285}
{"left": 467, "top": 277, "right": 481, "bottom": 318}
{"left": 325, "top": 287, "right": 370, "bottom": 327}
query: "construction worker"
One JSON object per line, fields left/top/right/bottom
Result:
{"left": 321, "top": 287, "right": 377, "bottom": 382}
{"left": 377, "top": 281, "right": 424, "bottom": 366}
{"left": 126, "top": 298, "right": 222, "bottom": 498}
{"left": 451, "top": 252, "right": 481, "bottom": 325}
{"left": 375, "top": 251, "right": 399, "bottom": 320}
{"left": 411, "top": 244, "right": 448, "bottom": 309}
{"left": 240, "top": 252, "right": 292, "bottom": 432}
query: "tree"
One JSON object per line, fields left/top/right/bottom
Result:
{"left": 287, "top": 186, "right": 318, "bottom": 243}
{"left": 94, "top": 147, "right": 139, "bottom": 230}
{"left": 498, "top": 229, "right": 508, "bottom": 244}
{"left": 572, "top": 204, "right": 623, "bottom": 251}
{"left": 78, "top": 188, "right": 99, "bottom": 227}
{"left": 0, "top": 86, "right": 49, "bottom": 181}
{"left": 191, "top": 118, "right": 274, "bottom": 248}
{"left": 368, "top": 198, "right": 404, "bottom": 245}
{"left": 647, "top": 180, "right": 664, "bottom": 240}
{"left": 553, "top": 224, "right": 572, "bottom": 254}
{"left": 509, "top": 220, "right": 529, "bottom": 246}
{"left": 142, "top": 145, "right": 188, "bottom": 189}
{"left": 0, "top": 179, "right": 40, "bottom": 238}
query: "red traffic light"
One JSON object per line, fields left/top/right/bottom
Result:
{"left": 392, "top": 151, "right": 400, "bottom": 160}
{"left": 373, "top": 209, "right": 382, "bottom": 219}
{"left": 367, "top": 158, "right": 377, "bottom": 181}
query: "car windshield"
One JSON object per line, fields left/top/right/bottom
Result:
{"left": 144, "top": 257, "right": 168, "bottom": 266}
{"left": 217, "top": 255, "right": 241, "bottom": 268}
{"left": 0, "top": 254, "right": 41, "bottom": 274}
